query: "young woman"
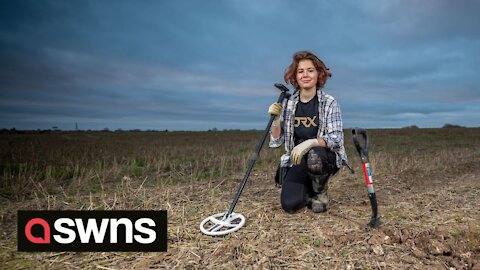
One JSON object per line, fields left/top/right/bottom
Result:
{"left": 269, "top": 50, "right": 349, "bottom": 213}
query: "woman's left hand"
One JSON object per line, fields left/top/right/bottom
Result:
{"left": 291, "top": 139, "right": 320, "bottom": 165}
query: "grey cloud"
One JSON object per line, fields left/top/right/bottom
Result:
{"left": 1, "top": 0, "right": 479, "bottom": 130}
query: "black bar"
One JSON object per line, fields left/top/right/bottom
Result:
{"left": 367, "top": 193, "right": 381, "bottom": 228}
{"left": 18, "top": 210, "right": 167, "bottom": 252}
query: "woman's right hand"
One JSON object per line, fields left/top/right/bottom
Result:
{"left": 268, "top": 103, "right": 282, "bottom": 117}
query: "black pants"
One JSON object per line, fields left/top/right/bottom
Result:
{"left": 281, "top": 147, "right": 338, "bottom": 213}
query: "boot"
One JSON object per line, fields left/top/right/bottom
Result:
{"left": 307, "top": 173, "right": 330, "bottom": 213}
{"left": 310, "top": 190, "right": 328, "bottom": 213}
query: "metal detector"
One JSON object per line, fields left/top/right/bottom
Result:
{"left": 352, "top": 128, "right": 381, "bottom": 228}
{"left": 200, "top": 83, "right": 290, "bottom": 236}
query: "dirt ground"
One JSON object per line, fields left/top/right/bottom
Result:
{"left": 2, "top": 166, "right": 479, "bottom": 269}
{"left": 146, "top": 166, "right": 479, "bottom": 269}
{"left": 1, "top": 129, "right": 479, "bottom": 269}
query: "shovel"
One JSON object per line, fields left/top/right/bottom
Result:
{"left": 352, "top": 128, "right": 381, "bottom": 228}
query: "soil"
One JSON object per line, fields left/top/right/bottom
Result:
{"left": 1, "top": 129, "right": 479, "bottom": 269}
{"left": 1, "top": 166, "right": 479, "bottom": 269}
{"left": 136, "top": 165, "right": 480, "bottom": 269}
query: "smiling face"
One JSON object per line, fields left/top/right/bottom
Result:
{"left": 296, "top": 59, "right": 319, "bottom": 91}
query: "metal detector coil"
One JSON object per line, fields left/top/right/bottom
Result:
{"left": 199, "top": 212, "right": 245, "bottom": 236}
{"left": 352, "top": 128, "right": 382, "bottom": 228}
{"left": 200, "top": 83, "right": 290, "bottom": 236}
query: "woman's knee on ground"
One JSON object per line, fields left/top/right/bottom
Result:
{"left": 281, "top": 195, "right": 305, "bottom": 213}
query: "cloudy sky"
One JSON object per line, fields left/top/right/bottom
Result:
{"left": 1, "top": 0, "right": 479, "bottom": 130}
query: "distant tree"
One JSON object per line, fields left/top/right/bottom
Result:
{"left": 402, "top": 125, "right": 419, "bottom": 129}
{"left": 442, "top": 123, "right": 465, "bottom": 128}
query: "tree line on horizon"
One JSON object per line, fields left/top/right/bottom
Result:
{"left": 0, "top": 124, "right": 473, "bottom": 134}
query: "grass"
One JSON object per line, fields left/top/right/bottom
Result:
{"left": 3, "top": 127, "right": 478, "bottom": 202}
{"left": 0, "top": 128, "right": 479, "bottom": 269}
{"left": 0, "top": 130, "right": 283, "bottom": 201}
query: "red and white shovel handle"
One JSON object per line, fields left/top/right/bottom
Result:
{"left": 352, "top": 128, "right": 381, "bottom": 228}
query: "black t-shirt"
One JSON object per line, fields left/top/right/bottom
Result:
{"left": 294, "top": 95, "right": 319, "bottom": 145}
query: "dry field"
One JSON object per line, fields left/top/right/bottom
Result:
{"left": 1, "top": 128, "right": 479, "bottom": 269}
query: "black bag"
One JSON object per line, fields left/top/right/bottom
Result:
{"left": 274, "top": 165, "right": 289, "bottom": 188}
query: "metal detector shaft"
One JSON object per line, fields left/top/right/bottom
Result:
{"left": 352, "top": 128, "right": 381, "bottom": 228}
{"left": 224, "top": 84, "right": 289, "bottom": 218}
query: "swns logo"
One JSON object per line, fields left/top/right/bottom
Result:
{"left": 18, "top": 210, "right": 167, "bottom": 252}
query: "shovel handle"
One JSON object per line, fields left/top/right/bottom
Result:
{"left": 352, "top": 128, "right": 369, "bottom": 163}
{"left": 352, "top": 128, "right": 381, "bottom": 228}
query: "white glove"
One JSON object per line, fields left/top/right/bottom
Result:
{"left": 268, "top": 103, "right": 282, "bottom": 117}
{"left": 268, "top": 103, "right": 283, "bottom": 127}
{"left": 291, "top": 139, "right": 320, "bottom": 165}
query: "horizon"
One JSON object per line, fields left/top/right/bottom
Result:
{"left": 2, "top": 123, "right": 476, "bottom": 133}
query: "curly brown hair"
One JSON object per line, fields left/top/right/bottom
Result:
{"left": 284, "top": 50, "right": 332, "bottom": 90}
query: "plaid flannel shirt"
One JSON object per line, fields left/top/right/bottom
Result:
{"left": 269, "top": 89, "right": 348, "bottom": 169}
